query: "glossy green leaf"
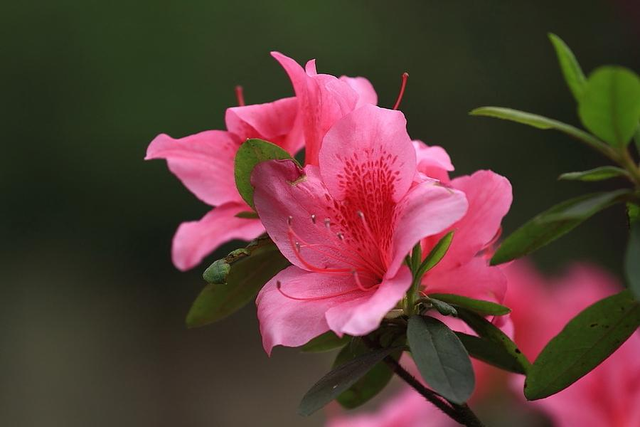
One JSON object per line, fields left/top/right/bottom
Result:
{"left": 301, "top": 332, "right": 350, "bottom": 353}
{"left": 416, "top": 231, "right": 454, "bottom": 278}
{"left": 234, "top": 138, "right": 297, "bottom": 209}
{"left": 548, "top": 33, "right": 586, "bottom": 101}
{"left": 470, "top": 107, "right": 609, "bottom": 154}
{"left": 428, "top": 293, "right": 511, "bottom": 316}
{"left": 525, "top": 290, "right": 640, "bottom": 400}
{"left": 187, "top": 242, "right": 290, "bottom": 327}
{"left": 491, "top": 190, "right": 631, "bottom": 265}
{"left": 455, "top": 332, "right": 526, "bottom": 374}
{"left": 626, "top": 222, "right": 640, "bottom": 300}
{"left": 559, "top": 166, "right": 630, "bottom": 182}
{"left": 457, "top": 308, "right": 531, "bottom": 375}
{"left": 332, "top": 340, "right": 400, "bottom": 409}
{"left": 407, "top": 315, "right": 475, "bottom": 404}
{"left": 298, "top": 346, "right": 399, "bottom": 416}
{"left": 578, "top": 66, "right": 640, "bottom": 147}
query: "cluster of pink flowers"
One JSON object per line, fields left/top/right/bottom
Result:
{"left": 146, "top": 52, "right": 638, "bottom": 425}
{"left": 147, "top": 52, "right": 511, "bottom": 354}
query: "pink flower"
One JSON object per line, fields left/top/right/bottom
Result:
{"left": 146, "top": 53, "right": 376, "bottom": 270}
{"left": 504, "top": 262, "right": 640, "bottom": 427}
{"left": 252, "top": 105, "right": 469, "bottom": 354}
{"left": 419, "top": 167, "right": 513, "bottom": 305}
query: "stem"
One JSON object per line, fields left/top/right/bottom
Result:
{"left": 362, "top": 337, "right": 485, "bottom": 427}
{"left": 617, "top": 148, "right": 640, "bottom": 188}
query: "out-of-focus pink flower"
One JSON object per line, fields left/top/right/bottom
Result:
{"left": 504, "top": 262, "right": 640, "bottom": 427}
{"left": 146, "top": 53, "right": 376, "bottom": 271}
{"left": 252, "top": 105, "right": 469, "bottom": 354}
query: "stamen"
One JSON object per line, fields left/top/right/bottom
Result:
{"left": 287, "top": 215, "right": 293, "bottom": 226}
{"left": 311, "top": 214, "right": 316, "bottom": 224}
{"left": 392, "top": 72, "right": 409, "bottom": 110}
{"left": 337, "top": 232, "right": 344, "bottom": 241}
{"left": 352, "top": 270, "right": 372, "bottom": 291}
{"left": 235, "top": 85, "right": 245, "bottom": 106}
{"left": 277, "top": 281, "right": 363, "bottom": 301}
{"left": 324, "top": 218, "right": 331, "bottom": 229}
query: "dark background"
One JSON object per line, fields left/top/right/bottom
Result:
{"left": 2, "top": 1, "right": 638, "bottom": 426}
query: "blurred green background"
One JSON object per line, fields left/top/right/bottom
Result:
{"left": 2, "top": 1, "right": 638, "bottom": 426}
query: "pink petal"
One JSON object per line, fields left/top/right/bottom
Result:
{"left": 252, "top": 159, "right": 351, "bottom": 271}
{"left": 426, "top": 170, "right": 512, "bottom": 271}
{"left": 257, "top": 266, "right": 359, "bottom": 354}
{"left": 387, "top": 181, "right": 469, "bottom": 277}
{"left": 271, "top": 51, "right": 359, "bottom": 166}
{"left": 172, "top": 202, "right": 265, "bottom": 271}
{"left": 325, "top": 266, "right": 413, "bottom": 336}
{"left": 320, "top": 105, "right": 417, "bottom": 202}
{"left": 305, "top": 59, "right": 317, "bottom": 75}
{"left": 327, "top": 385, "right": 452, "bottom": 427}
{"left": 412, "top": 140, "right": 454, "bottom": 183}
{"left": 224, "top": 97, "right": 301, "bottom": 154}
{"left": 425, "top": 257, "right": 508, "bottom": 304}
{"left": 145, "top": 130, "right": 241, "bottom": 206}
{"left": 339, "top": 76, "right": 378, "bottom": 108}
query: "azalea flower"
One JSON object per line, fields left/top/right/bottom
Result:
{"left": 504, "top": 262, "right": 640, "bottom": 427}
{"left": 146, "top": 53, "right": 376, "bottom": 270}
{"left": 252, "top": 105, "right": 469, "bottom": 354}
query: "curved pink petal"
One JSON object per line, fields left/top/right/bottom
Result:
{"left": 340, "top": 76, "right": 378, "bottom": 108}
{"left": 427, "top": 170, "right": 512, "bottom": 272}
{"left": 387, "top": 181, "right": 468, "bottom": 277}
{"left": 425, "top": 257, "right": 507, "bottom": 304}
{"left": 145, "top": 130, "right": 241, "bottom": 206}
{"left": 257, "top": 266, "right": 360, "bottom": 355}
{"left": 224, "top": 97, "right": 301, "bottom": 154}
{"left": 412, "top": 140, "right": 454, "bottom": 183}
{"left": 325, "top": 266, "right": 413, "bottom": 336}
{"left": 320, "top": 105, "right": 416, "bottom": 202}
{"left": 172, "top": 202, "right": 265, "bottom": 271}
{"left": 271, "top": 51, "right": 359, "bottom": 166}
{"left": 252, "top": 160, "right": 351, "bottom": 271}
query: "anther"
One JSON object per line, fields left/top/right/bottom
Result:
{"left": 337, "top": 232, "right": 344, "bottom": 241}
{"left": 324, "top": 218, "right": 331, "bottom": 229}
{"left": 235, "top": 85, "right": 245, "bottom": 107}
{"left": 287, "top": 215, "right": 293, "bottom": 226}
{"left": 295, "top": 241, "right": 301, "bottom": 253}
{"left": 311, "top": 214, "right": 316, "bottom": 224}
{"left": 392, "top": 72, "right": 409, "bottom": 110}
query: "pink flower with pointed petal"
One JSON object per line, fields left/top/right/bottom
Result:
{"left": 504, "top": 262, "right": 640, "bottom": 427}
{"left": 272, "top": 52, "right": 378, "bottom": 166}
{"left": 146, "top": 53, "right": 377, "bottom": 270}
{"left": 420, "top": 168, "right": 513, "bottom": 304}
{"left": 252, "top": 105, "right": 469, "bottom": 354}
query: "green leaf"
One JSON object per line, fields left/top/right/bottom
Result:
{"left": 559, "top": 166, "right": 630, "bottom": 182}
{"left": 457, "top": 308, "right": 531, "bottom": 375}
{"left": 416, "top": 231, "right": 454, "bottom": 278}
{"left": 525, "top": 290, "right": 640, "bottom": 400}
{"left": 470, "top": 107, "right": 609, "bottom": 154}
{"left": 548, "top": 33, "right": 586, "bottom": 101}
{"left": 491, "top": 190, "right": 632, "bottom": 265}
{"left": 332, "top": 339, "right": 400, "bottom": 409}
{"left": 407, "top": 315, "right": 475, "bottom": 404}
{"left": 455, "top": 332, "right": 527, "bottom": 374}
{"left": 626, "top": 221, "right": 640, "bottom": 300}
{"left": 297, "top": 346, "right": 399, "bottom": 416}
{"left": 427, "top": 298, "right": 458, "bottom": 317}
{"left": 186, "top": 242, "right": 290, "bottom": 327}
{"left": 578, "top": 66, "right": 640, "bottom": 147}
{"left": 428, "top": 293, "right": 511, "bottom": 316}
{"left": 234, "top": 138, "right": 297, "bottom": 209}
{"left": 235, "top": 211, "right": 260, "bottom": 219}
{"left": 301, "top": 332, "right": 350, "bottom": 353}
{"left": 628, "top": 202, "right": 640, "bottom": 225}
